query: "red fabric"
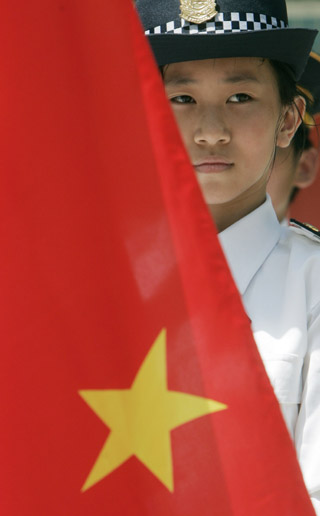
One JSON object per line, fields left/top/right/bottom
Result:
{"left": 0, "top": 1, "right": 315, "bottom": 515}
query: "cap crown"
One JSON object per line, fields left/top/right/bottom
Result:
{"left": 136, "top": 0, "right": 317, "bottom": 80}
{"left": 137, "top": 0, "right": 289, "bottom": 31}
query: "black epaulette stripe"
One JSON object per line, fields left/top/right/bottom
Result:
{"left": 290, "top": 218, "right": 320, "bottom": 237}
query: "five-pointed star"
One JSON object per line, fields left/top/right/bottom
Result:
{"left": 79, "top": 329, "right": 227, "bottom": 492}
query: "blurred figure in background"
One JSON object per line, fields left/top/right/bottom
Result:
{"left": 268, "top": 52, "right": 320, "bottom": 225}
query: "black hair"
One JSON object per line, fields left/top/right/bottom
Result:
{"left": 269, "top": 61, "right": 297, "bottom": 105}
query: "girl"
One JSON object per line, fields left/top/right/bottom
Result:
{"left": 136, "top": 0, "right": 320, "bottom": 512}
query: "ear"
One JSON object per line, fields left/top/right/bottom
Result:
{"left": 294, "top": 147, "right": 320, "bottom": 189}
{"left": 276, "top": 96, "right": 306, "bottom": 149}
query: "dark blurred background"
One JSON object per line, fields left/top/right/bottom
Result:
{"left": 287, "top": 1, "right": 320, "bottom": 52}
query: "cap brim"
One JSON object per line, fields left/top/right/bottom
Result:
{"left": 148, "top": 28, "right": 317, "bottom": 80}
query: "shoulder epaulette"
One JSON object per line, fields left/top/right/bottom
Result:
{"left": 290, "top": 218, "right": 320, "bottom": 239}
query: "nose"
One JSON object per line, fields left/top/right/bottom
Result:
{"left": 194, "top": 109, "right": 231, "bottom": 147}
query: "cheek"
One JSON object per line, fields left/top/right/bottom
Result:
{"left": 171, "top": 108, "right": 188, "bottom": 131}
{"left": 235, "top": 114, "right": 277, "bottom": 157}
{"left": 171, "top": 109, "right": 194, "bottom": 147}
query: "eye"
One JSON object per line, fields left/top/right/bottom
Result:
{"left": 228, "top": 93, "right": 252, "bottom": 103}
{"left": 170, "top": 95, "right": 195, "bottom": 104}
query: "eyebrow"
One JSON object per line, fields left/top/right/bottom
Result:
{"left": 164, "top": 74, "right": 260, "bottom": 86}
{"left": 164, "top": 77, "right": 197, "bottom": 86}
{"left": 223, "top": 74, "right": 260, "bottom": 84}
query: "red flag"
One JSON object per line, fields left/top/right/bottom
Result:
{"left": 0, "top": 1, "right": 315, "bottom": 515}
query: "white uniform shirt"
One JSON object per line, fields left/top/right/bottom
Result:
{"left": 218, "top": 195, "right": 320, "bottom": 514}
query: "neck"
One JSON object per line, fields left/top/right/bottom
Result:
{"left": 207, "top": 191, "right": 267, "bottom": 232}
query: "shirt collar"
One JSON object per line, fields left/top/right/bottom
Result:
{"left": 218, "top": 195, "right": 281, "bottom": 295}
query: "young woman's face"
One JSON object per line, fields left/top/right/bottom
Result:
{"left": 164, "top": 57, "right": 284, "bottom": 207}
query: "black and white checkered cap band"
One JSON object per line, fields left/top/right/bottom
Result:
{"left": 145, "top": 12, "right": 287, "bottom": 35}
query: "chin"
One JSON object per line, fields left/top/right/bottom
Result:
{"left": 201, "top": 189, "right": 234, "bottom": 206}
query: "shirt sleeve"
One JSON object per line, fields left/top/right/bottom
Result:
{"left": 295, "top": 300, "right": 320, "bottom": 514}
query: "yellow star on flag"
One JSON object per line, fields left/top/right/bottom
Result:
{"left": 79, "top": 329, "right": 227, "bottom": 492}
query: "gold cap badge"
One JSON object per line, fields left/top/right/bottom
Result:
{"left": 180, "top": 0, "right": 218, "bottom": 24}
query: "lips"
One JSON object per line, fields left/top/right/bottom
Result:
{"left": 193, "top": 156, "right": 233, "bottom": 173}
